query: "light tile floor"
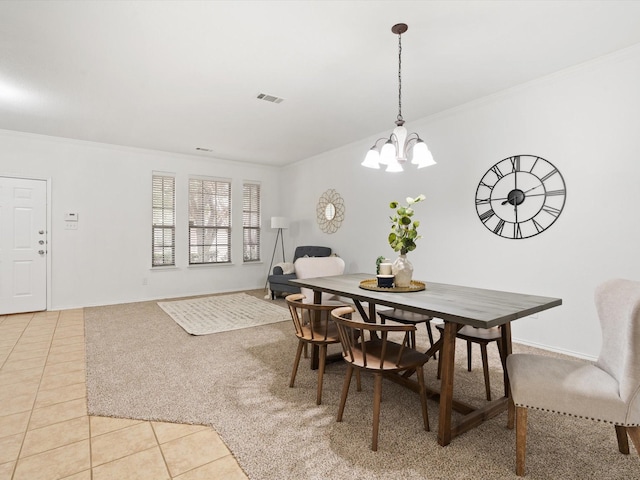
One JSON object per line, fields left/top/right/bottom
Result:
{"left": 0, "top": 309, "right": 248, "bottom": 480}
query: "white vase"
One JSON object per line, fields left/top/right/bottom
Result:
{"left": 392, "top": 254, "right": 413, "bottom": 288}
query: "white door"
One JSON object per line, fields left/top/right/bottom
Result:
{"left": 0, "top": 177, "right": 47, "bottom": 314}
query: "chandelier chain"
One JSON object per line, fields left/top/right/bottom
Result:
{"left": 397, "top": 32, "right": 403, "bottom": 123}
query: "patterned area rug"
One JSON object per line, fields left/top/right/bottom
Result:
{"left": 157, "top": 292, "right": 289, "bottom": 335}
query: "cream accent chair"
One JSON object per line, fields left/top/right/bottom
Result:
{"left": 293, "top": 256, "right": 346, "bottom": 305}
{"left": 507, "top": 278, "right": 640, "bottom": 476}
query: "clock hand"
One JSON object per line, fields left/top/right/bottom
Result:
{"left": 501, "top": 183, "right": 543, "bottom": 205}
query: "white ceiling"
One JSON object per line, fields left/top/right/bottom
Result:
{"left": 2, "top": 1, "right": 640, "bottom": 166}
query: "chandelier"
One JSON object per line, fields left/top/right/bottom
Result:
{"left": 361, "top": 23, "right": 436, "bottom": 172}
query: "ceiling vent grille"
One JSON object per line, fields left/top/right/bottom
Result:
{"left": 257, "top": 93, "right": 284, "bottom": 104}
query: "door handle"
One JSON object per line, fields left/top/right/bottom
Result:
{"left": 38, "top": 250, "right": 45, "bottom": 255}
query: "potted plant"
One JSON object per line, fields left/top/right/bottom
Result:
{"left": 388, "top": 194, "right": 425, "bottom": 286}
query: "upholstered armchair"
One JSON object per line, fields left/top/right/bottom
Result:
{"left": 293, "top": 256, "right": 345, "bottom": 305}
{"left": 507, "top": 278, "right": 640, "bottom": 476}
{"left": 267, "top": 246, "right": 331, "bottom": 299}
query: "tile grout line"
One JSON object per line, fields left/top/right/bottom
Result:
{"left": 149, "top": 422, "right": 174, "bottom": 479}
{"left": 9, "top": 311, "right": 56, "bottom": 480}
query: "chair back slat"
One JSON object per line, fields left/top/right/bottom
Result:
{"left": 331, "top": 306, "right": 427, "bottom": 372}
{"left": 286, "top": 293, "right": 340, "bottom": 343}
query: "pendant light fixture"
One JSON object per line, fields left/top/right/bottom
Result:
{"left": 362, "top": 23, "right": 436, "bottom": 172}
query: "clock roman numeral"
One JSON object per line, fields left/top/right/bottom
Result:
{"left": 529, "top": 156, "right": 540, "bottom": 173}
{"left": 479, "top": 209, "right": 495, "bottom": 223}
{"left": 510, "top": 156, "right": 520, "bottom": 172}
{"left": 479, "top": 180, "right": 494, "bottom": 190}
{"left": 545, "top": 189, "right": 565, "bottom": 197}
{"left": 540, "top": 168, "right": 559, "bottom": 182}
{"left": 542, "top": 205, "right": 561, "bottom": 217}
{"left": 532, "top": 218, "right": 544, "bottom": 233}
{"left": 490, "top": 165, "right": 504, "bottom": 179}
{"left": 514, "top": 223, "right": 523, "bottom": 239}
{"left": 475, "top": 197, "right": 491, "bottom": 205}
{"left": 493, "top": 219, "right": 505, "bottom": 235}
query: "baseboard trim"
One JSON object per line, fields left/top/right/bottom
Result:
{"left": 513, "top": 338, "right": 597, "bottom": 362}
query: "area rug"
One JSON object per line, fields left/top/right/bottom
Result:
{"left": 85, "top": 293, "right": 640, "bottom": 480}
{"left": 157, "top": 292, "right": 289, "bottom": 335}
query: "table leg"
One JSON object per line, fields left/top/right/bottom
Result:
{"left": 437, "top": 321, "right": 458, "bottom": 446}
{"left": 352, "top": 300, "right": 370, "bottom": 322}
{"left": 501, "top": 322, "right": 512, "bottom": 397}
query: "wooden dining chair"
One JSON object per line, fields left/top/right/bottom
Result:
{"left": 433, "top": 320, "right": 506, "bottom": 401}
{"left": 379, "top": 309, "right": 506, "bottom": 401}
{"left": 377, "top": 308, "right": 435, "bottom": 353}
{"left": 331, "top": 306, "right": 431, "bottom": 451}
{"left": 285, "top": 293, "right": 342, "bottom": 405}
{"left": 507, "top": 279, "right": 640, "bottom": 476}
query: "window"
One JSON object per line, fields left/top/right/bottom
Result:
{"left": 243, "top": 182, "right": 261, "bottom": 262}
{"left": 189, "top": 177, "right": 231, "bottom": 264}
{"left": 152, "top": 174, "right": 176, "bottom": 267}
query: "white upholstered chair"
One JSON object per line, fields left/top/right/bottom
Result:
{"left": 293, "top": 256, "right": 345, "bottom": 305}
{"left": 507, "top": 278, "right": 640, "bottom": 476}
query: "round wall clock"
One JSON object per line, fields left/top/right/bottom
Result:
{"left": 475, "top": 155, "right": 566, "bottom": 239}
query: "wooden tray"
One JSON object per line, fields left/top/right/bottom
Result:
{"left": 359, "top": 279, "right": 426, "bottom": 293}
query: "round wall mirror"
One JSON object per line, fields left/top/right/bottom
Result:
{"left": 325, "top": 203, "right": 336, "bottom": 221}
{"left": 316, "top": 189, "right": 345, "bottom": 234}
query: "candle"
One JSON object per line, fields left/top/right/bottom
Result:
{"left": 379, "top": 263, "right": 392, "bottom": 275}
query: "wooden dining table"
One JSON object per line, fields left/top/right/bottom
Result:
{"left": 290, "top": 273, "right": 562, "bottom": 446}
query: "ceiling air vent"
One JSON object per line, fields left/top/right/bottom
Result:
{"left": 257, "top": 93, "right": 284, "bottom": 104}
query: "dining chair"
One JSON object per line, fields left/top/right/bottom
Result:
{"left": 293, "top": 256, "right": 346, "bottom": 305}
{"left": 379, "top": 308, "right": 505, "bottom": 401}
{"left": 433, "top": 320, "right": 506, "bottom": 401}
{"left": 377, "top": 308, "right": 435, "bottom": 353}
{"left": 285, "top": 293, "right": 343, "bottom": 405}
{"left": 506, "top": 278, "right": 640, "bottom": 476}
{"left": 331, "top": 306, "right": 431, "bottom": 451}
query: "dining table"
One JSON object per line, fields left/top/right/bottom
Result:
{"left": 290, "top": 273, "right": 562, "bottom": 446}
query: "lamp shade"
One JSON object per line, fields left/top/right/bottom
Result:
{"left": 270, "top": 216, "right": 290, "bottom": 229}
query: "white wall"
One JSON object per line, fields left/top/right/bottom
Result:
{"left": 281, "top": 45, "right": 640, "bottom": 359}
{"left": 2, "top": 45, "right": 639, "bottom": 358}
{"left": 0, "top": 131, "right": 283, "bottom": 309}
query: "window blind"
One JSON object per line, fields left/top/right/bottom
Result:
{"left": 243, "top": 182, "right": 261, "bottom": 262}
{"left": 152, "top": 174, "right": 176, "bottom": 267}
{"left": 189, "top": 178, "right": 231, "bottom": 264}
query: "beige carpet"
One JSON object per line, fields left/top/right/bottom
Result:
{"left": 85, "top": 291, "right": 639, "bottom": 479}
{"left": 157, "top": 292, "right": 290, "bottom": 335}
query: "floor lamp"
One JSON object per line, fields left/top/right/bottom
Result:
{"left": 265, "top": 216, "right": 289, "bottom": 290}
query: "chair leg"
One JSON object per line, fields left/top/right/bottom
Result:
{"left": 409, "top": 330, "right": 416, "bottom": 349}
{"left": 372, "top": 373, "right": 383, "bottom": 451}
{"left": 416, "top": 365, "right": 430, "bottom": 431}
{"left": 356, "top": 369, "right": 362, "bottom": 391}
{"left": 615, "top": 425, "right": 630, "bottom": 454}
{"left": 425, "top": 322, "right": 436, "bottom": 359}
{"left": 316, "top": 344, "right": 327, "bottom": 405}
{"left": 289, "top": 340, "right": 305, "bottom": 387}
{"left": 480, "top": 343, "right": 492, "bottom": 401}
{"left": 467, "top": 340, "right": 472, "bottom": 371}
{"left": 627, "top": 426, "right": 640, "bottom": 455}
{"left": 515, "top": 406, "right": 528, "bottom": 476}
{"left": 337, "top": 364, "right": 353, "bottom": 422}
